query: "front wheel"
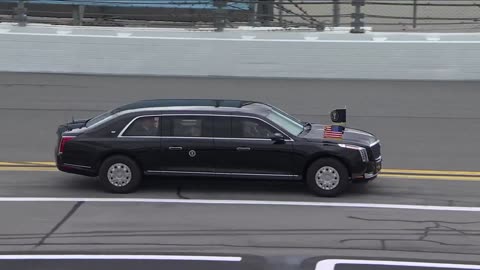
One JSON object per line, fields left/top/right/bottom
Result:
{"left": 306, "top": 158, "right": 350, "bottom": 197}
{"left": 98, "top": 155, "right": 142, "bottom": 193}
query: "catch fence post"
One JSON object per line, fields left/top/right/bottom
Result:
{"left": 15, "top": 0, "right": 28, "bottom": 27}
{"left": 350, "top": 0, "right": 365, "bottom": 33}
{"left": 413, "top": 0, "right": 418, "bottom": 28}
{"left": 333, "top": 0, "right": 340, "bottom": 27}
{"left": 213, "top": 0, "right": 227, "bottom": 31}
{"left": 72, "top": 5, "right": 85, "bottom": 26}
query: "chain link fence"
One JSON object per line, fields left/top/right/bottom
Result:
{"left": 1, "top": 0, "right": 480, "bottom": 32}
{"left": 269, "top": 0, "right": 480, "bottom": 32}
{"left": 356, "top": 0, "right": 480, "bottom": 32}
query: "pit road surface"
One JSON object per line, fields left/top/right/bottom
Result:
{"left": 0, "top": 73, "right": 479, "bottom": 269}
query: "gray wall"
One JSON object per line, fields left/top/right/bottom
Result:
{"left": 1, "top": 23, "right": 479, "bottom": 80}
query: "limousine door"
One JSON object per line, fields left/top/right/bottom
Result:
{"left": 158, "top": 115, "right": 215, "bottom": 174}
{"left": 213, "top": 116, "right": 295, "bottom": 178}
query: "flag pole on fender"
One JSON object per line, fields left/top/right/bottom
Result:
{"left": 325, "top": 106, "right": 346, "bottom": 139}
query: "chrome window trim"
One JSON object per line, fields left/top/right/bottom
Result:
{"left": 117, "top": 114, "right": 162, "bottom": 138}
{"left": 118, "top": 136, "right": 274, "bottom": 141}
{"left": 116, "top": 136, "right": 163, "bottom": 139}
{"left": 85, "top": 114, "right": 116, "bottom": 129}
{"left": 85, "top": 106, "right": 207, "bottom": 130}
{"left": 86, "top": 104, "right": 298, "bottom": 130}
{"left": 154, "top": 136, "right": 212, "bottom": 140}
{"left": 89, "top": 106, "right": 235, "bottom": 129}
{"left": 146, "top": 170, "right": 298, "bottom": 178}
{"left": 215, "top": 137, "right": 272, "bottom": 141}
{"left": 117, "top": 113, "right": 294, "bottom": 141}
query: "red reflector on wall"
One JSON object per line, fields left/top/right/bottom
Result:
{"left": 58, "top": 136, "right": 75, "bottom": 154}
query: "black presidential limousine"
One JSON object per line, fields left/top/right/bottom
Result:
{"left": 55, "top": 99, "right": 382, "bottom": 196}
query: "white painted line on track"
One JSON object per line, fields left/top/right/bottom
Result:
{"left": 0, "top": 197, "right": 479, "bottom": 212}
{"left": 4, "top": 32, "right": 480, "bottom": 44}
{"left": 315, "top": 259, "right": 480, "bottom": 270}
{"left": 0, "top": 254, "right": 241, "bottom": 261}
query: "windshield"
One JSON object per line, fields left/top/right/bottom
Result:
{"left": 269, "top": 105, "right": 304, "bottom": 125}
{"left": 266, "top": 109, "right": 304, "bottom": 136}
{"left": 85, "top": 111, "right": 112, "bottom": 127}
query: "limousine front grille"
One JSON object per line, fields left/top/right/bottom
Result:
{"left": 370, "top": 141, "right": 381, "bottom": 160}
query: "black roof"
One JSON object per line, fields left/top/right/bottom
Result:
{"left": 112, "top": 99, "right": 269, "bottom": 114}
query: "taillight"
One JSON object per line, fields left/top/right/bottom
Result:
{"left": 58, "top": 136, "right": 75, "bottom": 154}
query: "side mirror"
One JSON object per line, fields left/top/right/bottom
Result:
{"left": 330, "top": 108, "right": 346, "bottom": 123}
{"left": 270, "top": 132, "right": 285, "bottom": 142}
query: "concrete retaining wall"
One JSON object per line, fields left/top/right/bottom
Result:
{"left": 1, "top": 23, "right": 479, "bottom": 80}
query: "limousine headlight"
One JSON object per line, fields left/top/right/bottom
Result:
{"left": 338, "top": 144, "right": 369, "bottom": 162}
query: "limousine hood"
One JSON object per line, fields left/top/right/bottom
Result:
{"left": 303, "top": 124, "right": 378, "bottom": 146}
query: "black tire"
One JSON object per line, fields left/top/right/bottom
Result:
{"left": 98, "top": 155, "right": 142, "bottom": 193}
{"left": 306, "top": 158, "right": 350, "bottom": 197}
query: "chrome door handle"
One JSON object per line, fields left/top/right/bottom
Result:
{"left": 168, "top": 146, "right": 183, "bottom": 151}
{"left": 236, "top": 147, "right": 251, "bottom": 151}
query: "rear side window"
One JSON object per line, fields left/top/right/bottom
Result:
{"left": 85, "top": 111, "right": 112, "bottom": 127}
{"left": 213, "top": 116, "right": 231, "bottom": 138}
{"left": 122, "top": 116, "right": 160, "bottom": 136}
{"left": 162, "top": 116, "right": 212, "bottom": 137}
{"left": 231, "top": 117, "right": 277, "bottom": 139}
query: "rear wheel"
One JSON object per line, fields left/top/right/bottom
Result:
{"left": 98, "top": 155, "right": 142, "bottom": 193}
{"left": 306, "top": 158, "right": 349, "bottom": 197}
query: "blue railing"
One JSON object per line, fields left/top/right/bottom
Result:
{"left": 7, "top": 0, "right": 249, "bottom": 10}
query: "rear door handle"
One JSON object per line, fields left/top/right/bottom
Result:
{"left": 236, "top": 147, "right": 251, "bottom": 151}
{"left": 168, "top": 146, "right": 183, "bottom": 151}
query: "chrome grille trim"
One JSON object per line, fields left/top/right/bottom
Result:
{"left": 370, "top": 140, "right": 381, "bottom": 160}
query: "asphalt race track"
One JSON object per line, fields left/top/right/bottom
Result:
{"left": 0, "top": 72, "right": 480, "bottom": 269}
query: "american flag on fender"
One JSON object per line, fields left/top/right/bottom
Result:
{"left": 323, "top": 125, "right": 345, "bottom": 139}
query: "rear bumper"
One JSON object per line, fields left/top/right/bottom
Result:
{"left": 56, "top": 155, "right": 97, "bottom": 177}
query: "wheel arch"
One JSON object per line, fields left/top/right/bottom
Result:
{"left": 302, "top": 153, "right": 352, "bottom": 180}
{"left": 95, "top": 151, "right": 144, "bottom": 175}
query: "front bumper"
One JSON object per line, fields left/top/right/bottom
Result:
{"left": 364, "top": 157, "right": 382, "bottom": 180}
{"left": 351, "top": 157, "right": 382, "bottom": 181}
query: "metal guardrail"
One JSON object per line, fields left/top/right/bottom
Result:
{"left": 1, "top": 0, "right": 480, "bottom": 32}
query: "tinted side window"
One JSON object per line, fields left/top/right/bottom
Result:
{"left": 92, "top": 116, "right": 132, "bottom": 138}
{"left": 162, "top": 116, "right": 212, "bottom": 137}
{"left": 231, "top": 117, "right": 276, "bottom": 139}
{"left": 213, "top": 116, "right": 231, "bottom": 138}
{"left": 122, "top": 116, "right": 160, "bottom": 136}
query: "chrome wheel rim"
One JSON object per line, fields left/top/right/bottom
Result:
{"left": 315, "top": 166, "right": 340, "bottom": 190}
{"left": 107, "top": 163, "right": 132, "bottom": 187}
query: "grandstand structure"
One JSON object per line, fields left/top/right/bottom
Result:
{"left": 0, "top": 0, "right": 253, "bottom": 28}
{"left": 0, "top": 0, "right": 479, "bottom": 32}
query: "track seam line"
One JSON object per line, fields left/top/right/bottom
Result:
{"left": 35, "top": 201, "right": 84, "bottom": 247}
